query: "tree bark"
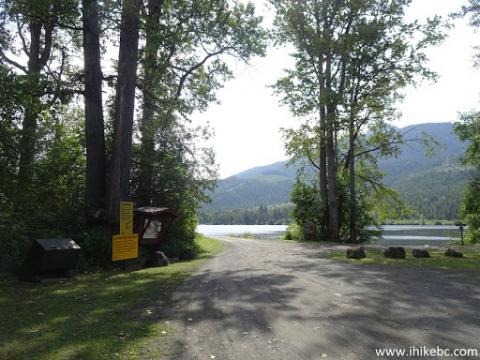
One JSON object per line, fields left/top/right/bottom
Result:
{"left": 82, "top": 0, "right": 106, "bottom": 222}
{"left": 326, "top": 118, "right": 339, "bottom": 241}
{"left": 325, "top": 53, "right": 340, "bottom": 242}
{"left": 17, "top": 18, "right": 54, "bottom": 196}
{"left": 318, "top": 66, "right": 329, "bottom": 235}
{"left": 106, "top": 0, "right": 141, "bottom": 223}
{"left": 348, "top": 116, "right": 356, "bottom": 243}
{"left": 138, "top": 0, "right": 164, "bottom": 206}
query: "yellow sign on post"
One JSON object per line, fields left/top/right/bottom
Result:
{"left": 120, "top": 201, "right": 134, "bottom": 235}
{"left": 112, "top": 234, "right": 138, "bottom": 261}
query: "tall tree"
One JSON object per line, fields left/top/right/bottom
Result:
{"left": 82, "top": 0, "right": 106, "bottom": 221}
{"left": 0, "top": 0, "right": 78, "bottom": 209}
{"left": 137, "top": 0, "right": 164, "bottom": 206}
{"left": 453, "top": 0, "right": 480, "bottom": 243}
{"left": 272, "top": 0, "right": 443, "bottom": 242}
{"left": 137, "top": 0, "right": 267, "bottom": 206}
{"left": 106, "top": 0, "right": 141, "bottom": 223}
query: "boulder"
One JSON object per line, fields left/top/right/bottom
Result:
{"left": 144, "top": 251, "right": 169, "bottom": 267}
{"left": 412, "top": 248, "right": 430, "bottom": 258}
{"left": 346, "top": 247, "right": 366, "bottom": 259}
{"left": 157, "top": 251, "right": 170, "bottom": 266}
{"left": 384, "top": 247, "right": 406, "bottom": 259}
{"left": 444, "top": 248, "right": 464, "bottom": 258}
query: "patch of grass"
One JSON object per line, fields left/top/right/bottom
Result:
{"left": 0, "top": 236, "right": 224, "bottom": 360}
{"left": 326, "top": 247, "right": 480, "bottom": 272}
{"left": 228, "top": 232, "right": 255, "bottom": 239}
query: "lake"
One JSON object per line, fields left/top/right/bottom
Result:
{"left": 197, "top": 224, "right": 463, "bottom": 246}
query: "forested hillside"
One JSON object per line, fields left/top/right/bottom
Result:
{"left": 201, "top": 122, "right": 472, "bottom": 223}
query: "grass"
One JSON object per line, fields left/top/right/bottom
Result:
{"left": 0, "top": 235, "right": 224, "bottom": 360}
{"left": 326, "top": 247, "right": 480, "bottom": 272}
{"left": 228, "top": 231, "right": 255, "bottom": 239}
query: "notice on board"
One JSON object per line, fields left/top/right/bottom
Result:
{"left": 112, "top": 234, "right": 138, "bottom": 261}
{"left": 120, "top": 201, "right": 134, "bottom": 235}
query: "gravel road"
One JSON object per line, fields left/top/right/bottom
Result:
{"left": 161, "top": 237, "right": 480, "bottom": 360}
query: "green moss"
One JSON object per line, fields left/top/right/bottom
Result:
{"left": 0, "top": 236, "right": 224, "bottom": 360}
{"left": 326, "top": 247, "right": 480, "bottom": 272}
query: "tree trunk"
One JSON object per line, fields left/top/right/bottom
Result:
{"left": 319, "top": 104, "right": 329, "bottom": 235}
{"left": 106, "top": 0, "right": 141, "bottom": 223}
{"left": 325, "top": 53, "right": 340, "bottom": 242}
{"left": 82, "top": 0, "right": 106, "bottom": 222}
{"left": 17, "top": 16, "right": 56, "bottom": 203}
{"left": 138, "top": 0, "right": 163, "bottom": 205}
{"left": 17, "top": 21, "right": 42, "bottom": 193}
{"left": 326, "top": 118, "right": 339, "bottom": 241}
{"left": 348, "top": 117, "right": 356, "bottom": 243}
{"left": 317, "top": 53, "right": 329, "bottom": 237}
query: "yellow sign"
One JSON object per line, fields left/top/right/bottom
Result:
{"left": 112, "top": 234, "right": 138, "bottom": 261}
{"left": 120, "top": 201, "right": 134, "bottom": 235}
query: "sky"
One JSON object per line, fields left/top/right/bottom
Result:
{"left": 192, "top": 0, "right": 480, "bottom": 179}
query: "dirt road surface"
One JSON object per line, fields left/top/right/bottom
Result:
{"left": 161, "top": 237, "right": 480, "bottom": 360}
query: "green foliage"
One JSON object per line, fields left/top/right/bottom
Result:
{"left": 289, "top": 180, "right": 326, "bottom": 240}
{"left": 284, "top": 221, "right": 302, "bottom": 241}
{"left": 462, "top": 179, "right": 480, "bottom": 243}
{"left": 270, "top": 0, "right": 444, "bottom": 242}
{"left": 455, "top": 112, "right": 480, "bottom": 243}
{"left": 0, "top": 0, "right": 267, "bottom": 271}
{"left": 0, "top": 106, "right": 87, "bottom": 271}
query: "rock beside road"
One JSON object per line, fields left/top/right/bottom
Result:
{"left": 346, "top": 247, "right": 366, "bottom": 259}
{"left": 444, "top": 248, "right": 464, "bottom": 258}
{"left": 144, "top": 251, "right": 169, "bottom": 267}
{"left": 384, "top": 247, "right": 406, "bottom": 259}
{"left": 412, "top": 249, "right": 430, "bottom": 258}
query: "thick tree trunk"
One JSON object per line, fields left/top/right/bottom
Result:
{"left": 317, "top": 55, "right": 329, "bottom": 237}
{"left": 138, "top": 0, "right": 163, "bottom": 205}
{"left": 17, "top": 17, "right": 55, "bottom": 199}
{"left": 17, "top": 22, "right": 42, "bottom": 193}
{"left": 82, "top": 0, "right": 106, "bottom": 222}
{"left": 325, "top": 53, "right": 340, "bottom": 242}
{"left": 17, "top": 98, "right": 39, "bottom": 192}
{"left": 319, "top": 104, "right": 329, "bottom": 235}
{"left": 326, "top": 119, "right": 339, "bottom": 241}
{"left": 106, "top": 0, "right": 141, "bottom": 223}
{"left": 348, "top": 118, "right": 356, "bottom": 243}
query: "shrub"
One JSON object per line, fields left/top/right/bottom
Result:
{"left": 284, "top": 221, "right": 303, "bottom": 240}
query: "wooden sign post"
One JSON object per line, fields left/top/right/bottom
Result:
{"left": 113, "top": 201, "right": 138, "bottom": 264}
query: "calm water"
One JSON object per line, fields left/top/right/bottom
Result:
{"left": 197, "top": 224, "right": 463, "bottom": 245}
{"left": 197, "top": 224, "right": 287, "bottom": 240}
{"left": 379, "top": 225, "right": 461, "bottom": 246}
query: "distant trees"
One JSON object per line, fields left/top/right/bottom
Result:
{"left": 199, "top": 204, "right": 292, "bottom": 225}
{"left": 271, "top": 0, "right": 444, "bottom": 242}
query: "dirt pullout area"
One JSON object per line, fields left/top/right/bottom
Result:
{"left": 160, "top": 237, "right": 480, "bottom": 360}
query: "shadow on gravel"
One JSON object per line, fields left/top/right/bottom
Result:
{"left": 163, "top": 269, "right": 304, "bottom": 357}
{"left": 277, "top": 254, "right": 480, "bottom": 358}
{"left": 163, "top": 241, "right": 480, "bottom": 359}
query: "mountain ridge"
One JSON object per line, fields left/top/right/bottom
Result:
{"left": 202, "top": 122, "right": 471, "bottom": 220}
